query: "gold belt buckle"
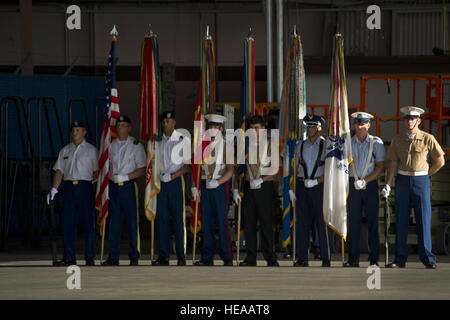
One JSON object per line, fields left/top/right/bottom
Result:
{"left": 207, "top": 175, "right": 213, "bottom": 179}
{"left": 73, "top": 180, "right": 79, "bottom": 185}
{"left": 118, "top": 182, "right": 124, "bottom": 186}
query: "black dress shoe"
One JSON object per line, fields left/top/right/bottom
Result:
{"left": 386, "top": 261, "right": 405, "bottom": 268}
{"left": 369, "top": 261, "right": 379, "bottom": 267}
{"left": 53, "top": 260, "right": 67, "bottom": 266}
{"left": 85, "top": 259, "right": 95, "bottom": 266}
{"left": 322, "top": 260, "right": 331, "bottom": 267}
{"left": 294, "top": 259, "right": 309, "bottom": 267}
{"left": 177, "top": 258, "right": 186, "bottom": 266}
{"left": 313, "top": 252, "right": 321, "bottom": 260}
{"left": 239, "top": 260, "right": 257, "bottom": 267}
{"left": 194, "top": 260, "right": 214, "bottom": 266}
{"left": 102, "top": 258, "right": 119, "bottom": 266}
{"left": 223, "top": 260, "right": 233, "bottom": 266}
{"left": 129, "top": 259, "right": 139, "bottom": 266}
{"left": 343, "top": 261, "right": 359, "bottom": 268}
{"left": 425, "top": 262, "right": 437, "bottom": 269}
{"left": 152, "top": 257, "right": 169, "bottom": 266}
{"left": 267, "top": 260, "right": 279, "bottom": 267}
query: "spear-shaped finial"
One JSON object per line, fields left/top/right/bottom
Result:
{"left": 293, "top": 25, "right": 297, "bottom": 37}
{"left": 205, "top": 25, "right": 212, "bottom": 40}
{"left": 110, "top": 25, "right": 118, "bottom": 38}
{"left": 148, "top": 24, "right": 154, "bottom": 36}
{"left": 247, "top": 27, "right": 254, "bottom": 39}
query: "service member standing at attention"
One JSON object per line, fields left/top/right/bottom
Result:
{"left": 192, "top": 114, "right": 234, "bottom": 266}
{"left": 47, "top": 121, "right": 98, "bottom": 266}
{"left": 344, "top": 112, "right": 385, "bottom": 268}
{"left": 102, "top": 115, "right": 146, "bottom": 266}
{"left": 234, "top": 115, "right": 279, "bottom": 267}
{"left": 152, "top": 111, "right": 189, "bottom": 266}
{"left": 289, "top": 114, "right": 331, "bottom": 267}
{"left": 384, "top": 106, "right": 445, "bottom": 269}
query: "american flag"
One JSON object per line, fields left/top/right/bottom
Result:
{"left": 96, "top": 36, "right": 120, "bottom": 231}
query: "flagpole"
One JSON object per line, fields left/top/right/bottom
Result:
{"left": 192, "top": 170, "right": 201, "bottom": 264}
{"left": 151, "top": 220, "right": 154, "bottom": 261}
{"left": 100, "top": 221, "right": 106, "bottom": 264}
{"left": 292, "top": 155, "right": 296, "bottom": 263}
{"left": 236, "top": 201, "right": 242, "bottom": 265}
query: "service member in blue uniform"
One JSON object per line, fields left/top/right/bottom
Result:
{"left": 192, "top": 114, "right": 234, "bottom": 266}
{"left": 234, "top": 115, "right": 279, "bottom": 267}
{"left": 289, "top": 114, "right": 331, "bottom": 267}
{"left": 152, "top": 111, "right": 189, "bottom": 266}
{"left": 384, "top": 106, "right": 445, "bottom": 269}
{"left": 47, "top": 121, "right": 98, "bottom": 266}
{"left": 102, "top": 115, "right": 147, "bottom": 266}
{"left": 344, "top": 112, "right": 385, "bottom": 267}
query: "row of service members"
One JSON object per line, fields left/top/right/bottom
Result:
{"left": 47, "top": 106, "right": 445, "bottom": 268}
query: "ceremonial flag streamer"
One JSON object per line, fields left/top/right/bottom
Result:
{"left": 235, "top": 32, "right": 255, "bottom": 238}
{"left": 278, "top": 29, "right": 307, "bottom": 248}
{"left": 96, "top": 31, "right": 121, "bottom": 233}
{"left": 323, "top": 34, "right": 352, "bottom": 241}
{"left": 190, "top": 27, "right": 216, "bottom": 233}
{"left": 141, "top": 32, "right": 162, "bottom": 222}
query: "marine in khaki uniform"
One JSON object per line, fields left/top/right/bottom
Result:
{"left": 191, "top": 114, "right": 234, "bottom": 266}
{"left": 384, "top": 106, "right": 445, "bottom": 269}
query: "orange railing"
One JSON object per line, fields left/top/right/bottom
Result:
{"left": 360, "top": 75, "right": 450, "bottom": 156}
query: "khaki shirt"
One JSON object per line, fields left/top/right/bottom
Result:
{"left": 201, "top": 140, "right": 233, "bottom": 179}
{"left": 245, "top": 139, "right": 274, "bottom": 182}
{"left": 386, "top": 130, "right": 444, "bottom": 172}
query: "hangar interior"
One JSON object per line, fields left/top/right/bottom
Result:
{"left": 0, "top": 0, "right": 449, "bottom": 260}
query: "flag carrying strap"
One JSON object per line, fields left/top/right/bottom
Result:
{"left": 351, "top": 135, "right": 374, "bottom": 180}
{"left": 299, "top": 139, "right": 325, "bottom": 180}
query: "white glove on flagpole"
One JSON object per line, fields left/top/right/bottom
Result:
{"left": 233, "top": 189, "right": 242, "bottom": 204}
{"left": 382, "top": 185, "right": 391, "bottom": 198}
{"left": 46, "top": 187, "right": 58, "bottom": 205}
{"left": 191, "top": 187, "right": 200, "bottom": 201}
{"left": 250, "top": 177, "right": 264, "bottom": 189}
{"left": 288, "top": 189, "right": 296, "bottom": 206}
{"left": 354, "top": 179, "right": 367, "bottom": 190}
{"left": 304, "top": 179, "right": 318, "bottom": 188}
{"left": 206, "top": 179, "right": 220, "bottom": 189}
{"left": 160, "top": 172, "right": 172, "bottom": 183}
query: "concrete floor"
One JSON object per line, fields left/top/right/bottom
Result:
{"left": 1, "top": 248, "right": 449, "bottom": 300}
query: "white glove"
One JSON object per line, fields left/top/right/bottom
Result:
{"left": 250, "top": 177, "right": 264, "bottom": 189}
{"left": 114, "top": 174, "right": 129, "bottom": 183}
{"left": 382, "top": 185, "right": 391, "bottom": 198}
{"left": 304, "top": 179, "right": 318, "bottom": 188}
{"left": 206, "top": 179, "right": 220, "bottom": 189}
{"left": 191, "top": 187, "right": 200, "bottom": 201}
{"left": 46, "top": 187, "right": 58, "bottom": 205}
{"left": 354, "top": 179, "right": 367, "bottom": 190}
{"left": 288, "top": 189, "right": 296, "bottom": 206}
{"left": 160, "top": 172, "right": 172, "bottom": 183}
{"left": 233, "top": 189, "right": 242, "bottom": 204}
